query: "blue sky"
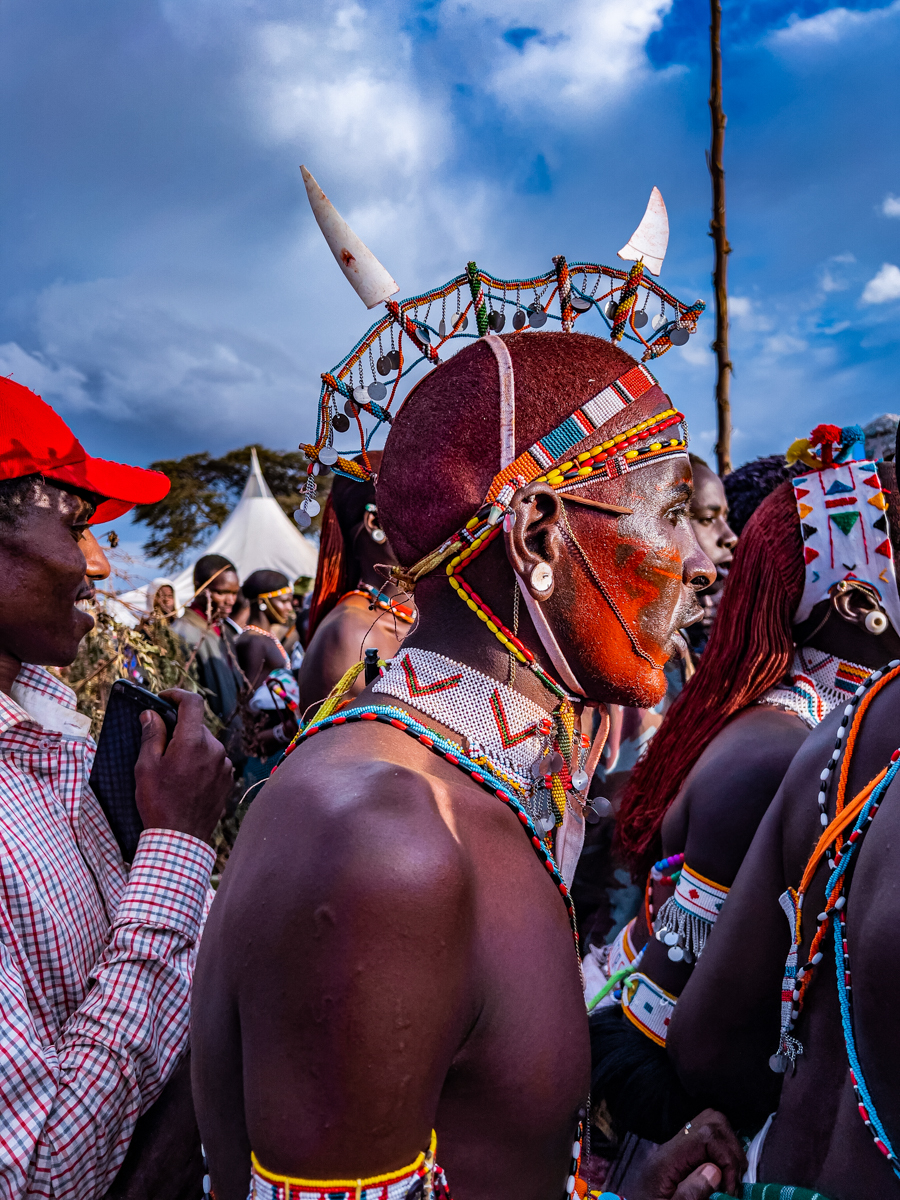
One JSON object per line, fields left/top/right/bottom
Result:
{"left": 2, "top": 0, "right": 899, "bottom": 576}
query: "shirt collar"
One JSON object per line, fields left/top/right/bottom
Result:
{"left": 1, "top": 664, "right": 92, "bottom": 739}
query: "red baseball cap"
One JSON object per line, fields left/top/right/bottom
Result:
{"left": 0, "top": 377, "right": 170, "bottom": 523}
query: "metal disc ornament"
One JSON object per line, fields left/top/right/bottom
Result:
{"left": 388, "top": 349, "right": 401, "bottom": 370}
{"left": 353, "top": 386, "right": 369, "bottom": 404}
{"left": 344, "top": 398, "right": 359, "bottom": 417}
{"left": 488, "top": 310, "right": 505, "bottom": 332}
{"left": 376, "top": 355, "right": 392, "bottom": 376}
{"left": 538, "top": 815, "right": 556, "bottom": 833}
{"left": 416, "top": 324, "right": 431, "bottom": 344}
{"left": 294, "top": 509, "right": 311, "bottom": 530}
{"left": 368, "top": 381, "right": 387, "bottom": 401}
{"left": 670, "top": 327, "right": 690, "bottom": 346}
{"left": 458, "top": 313, "right": 469, "bottom": 331}
{"left": 571, "top": 295, "right": 593, "bottom": 313}
{"left": 528, "top": 307, "right": 547, "bottom": 328}
{"left": 651, "top": 313, "right": 666, "bottom": 331}
{"left": 633, "top": 310, "right": 649, "bottom": 328}
{"left": 438, "top": 319, "right": 447, "bottom": 338}
{"left": 318, "top": 446, "right": 339, "bottom": 466}
{"left": 512, "top": 309, "right": 527, "bottom": 330}
{"left": 604, "top": 299, "right": 618, "bottom": 319}
{"left": 332, "top": 412, "right": 351, "bottom": 433}
{"left": 305, "top": 499, "right": 321, "bottom": 517}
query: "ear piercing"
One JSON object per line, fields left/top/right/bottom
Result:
{"left": 371, "top": 528, "right": 386, "bottom": 544}
{"left": 531, "top": 563, "right": 554, "bottom": 594}
{"left": 866, "top": 610, "right": 888, "bottom": 635}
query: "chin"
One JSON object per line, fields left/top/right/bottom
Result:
{"left": 583, "top": 661, "right": 669, "bottom": 709}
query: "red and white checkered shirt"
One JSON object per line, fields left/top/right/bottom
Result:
{"left": 0, "top": 664, "right": 215, "bottom": 1199}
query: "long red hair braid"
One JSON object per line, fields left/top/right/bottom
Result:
{"left": 616, "top": 480, "right": 805, "bottom": 873}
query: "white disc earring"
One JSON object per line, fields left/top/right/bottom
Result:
{"left": 371, "top": 528, "right": 386, "bottom": 544}
{"left": 865, "top": 609, "right": 888, "bottom": 635}
{"left": 531, "top": 563, "right": 554, "bottom": 594}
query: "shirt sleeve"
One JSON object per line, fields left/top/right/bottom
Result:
{"left": 0, "top": 829, "right": 215, "bottom": 1200}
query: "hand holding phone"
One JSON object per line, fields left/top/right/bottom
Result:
{"left": 135, "top": 690, "right": 234, "bottom": 844}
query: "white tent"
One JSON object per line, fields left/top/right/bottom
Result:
{"left": 170, "top": 448, "right": 318, "bottom": 605}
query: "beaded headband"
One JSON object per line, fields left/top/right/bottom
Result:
{"left": 786, "top": 424, "right": 900, "bottom": 636}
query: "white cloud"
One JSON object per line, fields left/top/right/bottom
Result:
{"left": 882, "top": 194, "right": 900, "bottom": 217}
{"left": 728, "top": 296, "right": 773, "bottom": 333}
{"left": 444, "top": 0, "right": 673, "bottom": 119}
{"left": 771, "top": 1, "right": 900, "bottom": 46}
{"left": 862, "top": 263, "right": 900, "bottom": 304}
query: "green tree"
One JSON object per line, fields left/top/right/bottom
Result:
{"left": 133, "top": 445, "right": 330, "bottom": 572}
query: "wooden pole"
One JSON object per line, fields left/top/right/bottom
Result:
{"left": 708, "top": 0, "right": 732, "bottom": 475}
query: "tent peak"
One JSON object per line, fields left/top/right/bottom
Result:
{"left": 243, "top": 447, "right": 274, "bottom": 500}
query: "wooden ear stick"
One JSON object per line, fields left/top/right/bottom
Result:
{"left": 561, "top": 495, "right": 633, "bottom": 515}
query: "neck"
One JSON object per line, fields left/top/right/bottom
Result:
{"left": 802, "top": 618, "right": 900, "bottom": 670}
{"left": 401, "top": 577, "right": 576, "bottom": 717}
{"left": 250, "top": 608, "right": 272, "bottom": 631}
{"left": 0, "top": 649, "right": 21, "bottom": 697}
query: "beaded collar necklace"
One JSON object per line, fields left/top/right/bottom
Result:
{"left": 342, "top": 583, "right": 416, "bottom": 625}
{"left": 372, "top": 648, "right": 590, "bottom": 832}
{"left": 759, "top": 647, "right": 876, "bottom": 729}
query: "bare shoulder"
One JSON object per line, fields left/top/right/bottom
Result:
{"left": 667, "top": 706, "right": 809, "bottom": 884}
{"left": 213, "top": 728, "right": 476, "bottom": 954}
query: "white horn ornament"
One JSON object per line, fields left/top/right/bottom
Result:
{"left": 301, "top": 165, "right": 399, "bottom": 309}
{"left": 617, "top": 186, "right": 669, "bottom": 277}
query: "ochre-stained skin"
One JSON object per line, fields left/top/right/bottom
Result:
{"left": 192, "top": 394, "right": 714, "bottom": 1200}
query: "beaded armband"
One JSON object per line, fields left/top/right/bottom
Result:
{"left": 653, "top": 865, "right": 729, "bottom": 964}
{"left": 621, "top": 972, "right": 677, "bottom": 1047}
{"left": 249, "top": 1132, "right": 451, "bottom": 1200}
{"left": 608, "top": 918, "right": 640, "bottom": 979}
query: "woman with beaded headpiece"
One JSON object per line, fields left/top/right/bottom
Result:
{"left": 587, "top": 423, "right": 900, "bottom": 1146}
{"left": 192, "top": 179, "right": 748, "bottom": 1200}
{"left": 298, "top": 451, "right": 415, "bottom": 715}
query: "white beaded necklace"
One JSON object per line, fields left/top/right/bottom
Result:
{"left": 759, "top": 647, "right": 876, "bottom": 728}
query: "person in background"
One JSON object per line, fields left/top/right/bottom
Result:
{"left": 228, "top": 589, "right": 251, "bottom": 632}
{"left": 172, "top": 554, "right": 245, "bottom": 768}
{"left": 682, "top": 454, "right": 737, "bottom": 660}
{"left": 863, "top": 412, "right": 898, "bottom": 462}
{"left": 298, "top": 451, "right": 415, "bottom": 716}
{"left": 236, "top": 570, "right": 299, "bottom": 788}
{"left": 722, "top": 453, "right": 805, "bottom": 537}
{"left": 0, "top": 377, "right": 232, "bottom": 1198}
{"left": 147, "top": 577, "right": 177, "bottom": 621}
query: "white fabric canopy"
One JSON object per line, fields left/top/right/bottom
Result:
{"left": 170, "top": 448, "right": 318, "bottom": 604}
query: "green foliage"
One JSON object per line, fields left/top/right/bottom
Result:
{"left": 133, "top": 444, "right": 332, "bottom": 572}
{"left": 60, "top": 604, "right": 211, "bottom": 739}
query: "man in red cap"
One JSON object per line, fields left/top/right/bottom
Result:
{"left": 0, "top": 377, "right": 233, "bottom": 1198}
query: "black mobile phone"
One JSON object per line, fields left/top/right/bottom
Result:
{"left": 89, "top": 679, "right": 178, "bottom": 862}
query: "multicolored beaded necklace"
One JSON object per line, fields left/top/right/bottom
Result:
{"left": 342, "top": 582, "right": 416, "bottom": 625}
{"left": 771, "top": 659, "right": 900, "bottom": 1176}
{"left": 760, "top": 647, "right": 880, "bottom": 729}
{"left": 245, "top": 625, "right": 290, "bottom": 667}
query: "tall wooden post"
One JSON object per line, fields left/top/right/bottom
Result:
{"left": 708, "top": 0, "right": 732, "bottom": 475}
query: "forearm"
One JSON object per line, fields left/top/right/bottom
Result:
{"left": 0, "top": 830, "right": 214, "bottom": 1200}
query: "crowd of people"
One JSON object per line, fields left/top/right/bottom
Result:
{"left": 1, "top": 321, "right": 899, "bottom": 1200}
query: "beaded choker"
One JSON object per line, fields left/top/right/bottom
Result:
{"left": 342, "top": 583, "right": 416, "bottom": 625}
{"left": 759, "top": 648, "right": 877, "bottom": 729}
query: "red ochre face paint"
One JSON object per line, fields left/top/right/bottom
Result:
{"left": 552, "top": 456, "right": 709, "bottom": 708}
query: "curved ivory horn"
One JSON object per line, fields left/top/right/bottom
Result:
{"left": 301, "top": 165, "right": 399, "bottom": 309}
{"left": 617, "top": 186, "right": 669, "bottom": 277}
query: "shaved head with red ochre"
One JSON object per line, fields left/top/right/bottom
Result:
{"left": 378, "top": 332, "right": 713, "bottom": 708}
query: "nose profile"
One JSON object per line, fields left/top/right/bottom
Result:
{"left": 685, "top": 550, "right": 717, "bottom": 594}
{"left": 83, "top": 530, "right": 112, "bottom": 581}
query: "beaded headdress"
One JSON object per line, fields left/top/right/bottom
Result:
{"left": 298, "top": 169, "right": 703, "bottom": 697}
{"left": 786, "top": 424, "right": 900, "bottom": 634}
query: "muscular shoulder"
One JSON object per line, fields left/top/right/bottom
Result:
{"left": 215, "top": 737, "right": 475, "bottom": 955}
{"left": 666, "top": 706, "right": 809, "bottom": 884}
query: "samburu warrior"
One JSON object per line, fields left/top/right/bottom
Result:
{"left": 192, "top": 177, "right": 744, "bottom": 1200}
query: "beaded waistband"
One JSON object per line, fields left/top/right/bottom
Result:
{"left": 249, "top": 1131, "right": 439, "bottom": 1200}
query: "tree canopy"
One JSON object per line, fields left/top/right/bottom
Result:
{"left": 133, "top": 445, "right": 329, "bottom": 572}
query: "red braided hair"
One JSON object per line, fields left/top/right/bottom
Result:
{"left": 305, "top": 451, "right": 382, "bottom": 645}
{"left": 616, "top": 481, "right": 804, "bottom": 872}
